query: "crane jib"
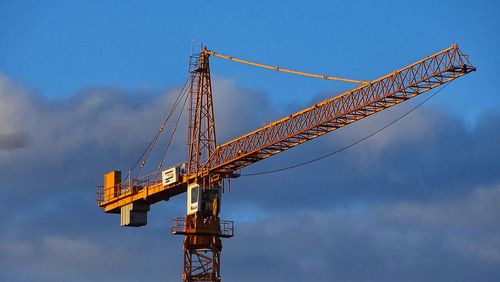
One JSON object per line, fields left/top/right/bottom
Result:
{"left": 207, "top": 45, "right": 475, "bottom": 175}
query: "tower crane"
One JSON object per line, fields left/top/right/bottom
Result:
{"left": 96, "top": 44, "right": 475, "bottom": 281}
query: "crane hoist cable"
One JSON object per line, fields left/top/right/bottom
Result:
{"left": 205, "top": 50, "right": 370, "bottom": 85}
{"left": 153, "top": 86, "right": 190, "bottom": 182}
{"left": 240, "top": 82, "right": 451, "bottom": 177}
{"left": 126, "top": 77, "right": 190, "bottom": 181}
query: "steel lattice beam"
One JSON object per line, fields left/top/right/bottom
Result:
{"left": 206, "top": 45, "right": 475, "bottom": 174}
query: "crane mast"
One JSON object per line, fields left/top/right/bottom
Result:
{"left": 96, "top": 44, "right": 475, "bottom": 281}
{"left": 180, "top": 48, "right": 227, "bottom": 281}
{"left": 187, "top": 48, "right": 217, "bottom": 176}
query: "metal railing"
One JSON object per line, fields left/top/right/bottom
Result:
{"left": 96, "top": 185, "right": 104, "bottom": 205}
{"left": 96, "top": 164, "right": 188, "bottom": 205}
{"left": 219, "top": 220, "right": 234, "bottom": 238}
{"left": 96, "top": 171, "right": 162, "bottom": 205}
{"left": 171, "top": 217, "right": 234, "bottom": 238}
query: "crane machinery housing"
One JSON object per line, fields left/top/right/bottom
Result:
{"left": 97, "top": 44, "right": 475, "bottom": 281}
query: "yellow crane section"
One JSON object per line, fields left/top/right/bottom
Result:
{"left": 97, "top": 44, "right": 475, "bottom": 281}
{"left": 97, "top": 44, "right": 474, "bottom": 213}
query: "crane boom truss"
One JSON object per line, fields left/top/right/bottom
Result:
{"left": 205, "top": 45, "right": 475, "bottom": 175}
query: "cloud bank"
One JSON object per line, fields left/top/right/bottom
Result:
{"left": 0, "top": 74, "right": 499, "bottom": 281}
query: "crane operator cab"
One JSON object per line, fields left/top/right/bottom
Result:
{"left": 187, "top": 182, "right": 221, "bottom": 216}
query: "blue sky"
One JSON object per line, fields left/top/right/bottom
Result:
{"left": 1, "top": 0, "right": 498, "bottom": 114}
{"left": 1, "top": 1, "right": 500, "bottom": 281}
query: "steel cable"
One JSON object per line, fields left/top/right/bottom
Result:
{"left": 125, "top": 77, "right": 190, "bottom": 181}
{"left": 153, "top": 85, "right": 190, "bottom": 181}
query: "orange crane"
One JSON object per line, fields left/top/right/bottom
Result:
{"left": 97, "top": 44, "right": 475, "bottom": 281}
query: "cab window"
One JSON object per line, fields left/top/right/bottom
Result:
{"left": 191, "top": 186, "right": 199, "bottom": 204}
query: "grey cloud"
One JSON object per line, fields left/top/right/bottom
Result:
{"left": 225, "top": 101, "right": 500, "bottom": 210}
{"left": 0, "top": 132, "right": 30, "bottom": 150}
{"left": 213, "top": 78, "right": 278, "bottom": 141}
{"left": 0, "top": 74, "right": 499, "bottom": 281}
{"left": 0, "top": 232, "right": 182, "bottom": 282}
{"left": 222, "top": 185, "right": 500, "bottom": 282}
